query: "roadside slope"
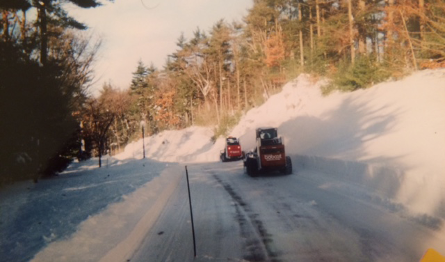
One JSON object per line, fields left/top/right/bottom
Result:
{"left": 231, "top": 70, "right": 445, "bottom": 218}
{"left": 120, "top": 69, "right": 445, "bottom": 217}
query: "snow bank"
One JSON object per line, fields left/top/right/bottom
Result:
{"left": 115, "top": 70, "right": 445, "bottom": 217}
{"left": 31, "top": 163, "right": 183, "bottom": 262}
{"left": 235, "top": 70, "right": 444, "bottom": 217}
{"left": 115, "top": 126, "right": 217, "bottom": 162}
{"left": 247, "top": 70, "right": 445, "bottom": 218}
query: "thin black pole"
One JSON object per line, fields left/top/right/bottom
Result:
{"left": 142, "top": 126, "right": 145, "bottom": 159}
{"left": 185, "top": 166, "right": 197, "bottom": 257}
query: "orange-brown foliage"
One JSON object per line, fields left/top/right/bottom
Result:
{"left": 154, "top": 90, "right": 180, "bottom": 129}
{"left": 265, "top": 32, "right": 285, "bottom": 68}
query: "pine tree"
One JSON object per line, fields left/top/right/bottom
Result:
{"left": 0, "top": 1, "right": 108, "bottom": 183}
{"left": 208, "top": 19, "right": 232, "bottom": 115}
{"left": 31, "top": 0, "right": 104, "bottom": 66}
{"left": 130, "top": 60, "right": 149, "bottom": 95}
{"left": 129, "top": 60, "right": 162, "bottom": 134}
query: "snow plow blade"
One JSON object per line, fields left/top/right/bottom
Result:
{"left": 421, "top": 249, "right": 445, "bottom": 262}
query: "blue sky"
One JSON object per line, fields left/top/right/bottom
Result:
{"left": 67, "top": 0, "right": 253, "bottom": 95}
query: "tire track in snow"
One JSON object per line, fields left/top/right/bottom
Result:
{"left": 212, "top": 174, "right": 281, "bottom": 262}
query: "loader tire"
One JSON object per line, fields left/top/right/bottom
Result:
{"left": 285, "top": 156, "right": 292, "bottom": 175}
{"left": 246, "top": 157, "right": 258, "bottom": 177}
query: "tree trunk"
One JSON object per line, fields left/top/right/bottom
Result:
{"left": 298, "top": 2, "right": 304, "bottom": 66}
{"left": 419, "top": 0, "right": 425, "bottom": 51}
{"left": 386, "top": 0, "right": 395, "bottom": 54}
{"left": 20, "top": 10, "right": 27, "bottom": 41}
{"left": 2, "top": 11, "right": 9, "bottom": 41}
{"left": 190, "top": 96, "right": 194, "bottom": 125}
{"left": 254, "top": 77, "right": 257, "bottom": 105}
{"left": 227, "top": 80, "right": 231, "bottom": 112}
{"left": 260, "top": 77, "right": 269, "bottom": 100}
{"left": 38, "top": 2, "right": 48, "bottom": 66}
{"left": 98, "top": 140, "right": 102, "bottom": 167}
{"left": 375, "top": 33, "right": 380, "bottom": 62}
{"left": 348, "top": 0, "right": 355, "bottom": 64}
{"left": 120, "top": 119, "right": 128, "bottom": 140}
{"left": 310, "top": 6, "right": 314, "bottom": 58}
{"left": 236, "top": 64, "right": 240, "bottom": 110}
{"left": 243, "top": 78, "right": 247, "bottom": 110}
{"left": 219, "top": 62, "right": 223, "bottom": 114}
{"left": 358, "top": 0, "right": 366, "bottom": 55}
{"left": 316, "top": 0, "right": 321, "bottom": 38}
{"left": 399, "top": 10, "right": 418, "bottom": 70}
{"left": 212, "top": 92, "right": 220, "bottom": 125}
{"left": 113, "top": 119, "right": 120, "bottom": 154}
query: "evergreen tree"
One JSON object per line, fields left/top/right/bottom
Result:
{"left": 0, "top": 41, "right": 79, "bottom": 182}
{"left": 130, "top": 60, "right": 149, "bottom": 95}
{"left": 165, "top": 33, "right": 197, "bottom": 125}
{"left": 0, "top": 1, "right": 108, "bottom": 183}
{"left": 129, "top": 60, "right": 160, "bottom": 134}
{"left": 207, "top": 19, "right": 232, "bottom": 115}
{"left": 31, "top": 0, "right": 104, "bottom": 65}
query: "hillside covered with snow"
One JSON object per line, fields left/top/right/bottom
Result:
{"left": 117, "top": 69, "right": 445, "bottom": 218}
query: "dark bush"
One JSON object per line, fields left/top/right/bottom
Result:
{"left": 41, "top": 156, "right": 73, "bottom": 177}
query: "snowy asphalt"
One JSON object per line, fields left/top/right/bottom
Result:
{"left": 2, "top": 156, "right": 444, "bottom": 262}
{"left": 129, "top": 158, "right": 442, "bottom": 262}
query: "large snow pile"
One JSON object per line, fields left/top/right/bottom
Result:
{"left": 119, "top": 69, "right": 445, "bottom": 217}
{"left": 230, "top": 70, "right": 445, "bottom": 217}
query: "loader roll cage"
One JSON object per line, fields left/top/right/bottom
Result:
{"left": 226, "top": 137, "right": 240, "bottom": 146}
{"left": 256, "top": 128, "right": 282, "bottom": 146}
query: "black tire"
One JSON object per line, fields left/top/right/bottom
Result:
{"left": 246, "top": 157, "right": 258, "bottom": 177}
{"left": 245, "top": 158, "right": 251, "bottom": 176}
{"left": 285, "top": 156, "right": 292, "bottom": 175}
{"left": 220, "top": 153, "right": 226, "bottom": 162}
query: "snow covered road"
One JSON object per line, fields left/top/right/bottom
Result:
{"left": 128, "top": 158, "right": 444, "bottom": 262}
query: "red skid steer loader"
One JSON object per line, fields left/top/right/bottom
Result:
{"left": 244, "top": 127, "right": 292, "bottom": 177}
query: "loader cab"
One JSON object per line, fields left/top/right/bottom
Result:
{"left": 256, "top": 128, "right": 277, "bottom": 140}
{"left": 226, "top": 137, "right": 240, "bottom": 146}
{"left": 256, "top": 127, "right": 282, "bottom": 146}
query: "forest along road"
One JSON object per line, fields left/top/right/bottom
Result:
{"left": 129, "top": 158, "right": 443, "bottom": 262}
